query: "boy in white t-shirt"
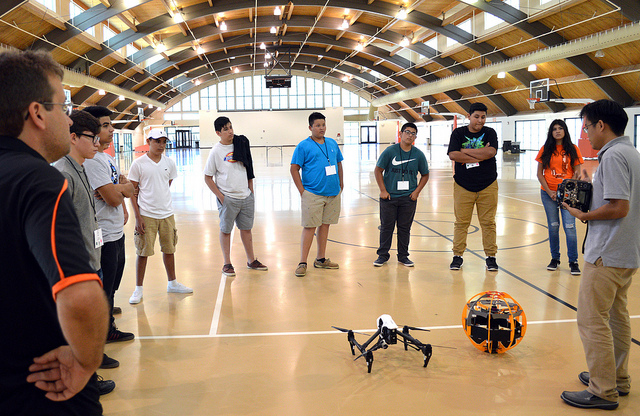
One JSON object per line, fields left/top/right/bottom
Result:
{"left": 204, "top": 116, "right": 267, "bottom": 276}
{"left": 128, "top": 129, "right": 193, "bottom": 304}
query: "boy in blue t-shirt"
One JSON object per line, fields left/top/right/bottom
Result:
{"left": 290, "top": 112, "right": 344, "bottom": 277}
{"left": 373, "top": 123, "right": 429, "bottom": 267}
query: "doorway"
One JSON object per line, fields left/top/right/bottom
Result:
{"left": 175, "top": 130, "right": 193, "bottom": 149}
{"left": 360, "top": 125, "right": 377, "bottom": 144}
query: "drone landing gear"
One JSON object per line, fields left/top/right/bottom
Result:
{"left": 422, "top": 344, "right": 432, "bottom": 368}
{"left": 365, "top": 351, "right": 374, "bottom": 373}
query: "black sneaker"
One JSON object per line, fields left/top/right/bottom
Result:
{"left": 398, "top": 257, "right": 414, "bottom": 267}
{"left": 97, "top": 375, "right": 116, "bottom": 395}
{"left": 486, "top": 256, "right": 499, "bottom": 271}
{"left": 578, "top": 371, "right": 629, "bottom": 396}
{"left": 373, "top": 256, "right": 388, "bottom": 267}
{"left": 547, "top": 259, "right": 560, "bottom": 271}
{"left": 570, "top": 262, "right": 581, "bottom": 275}
{"left": 561, "top": 390, "right": 618, "bottom": 410}
{"left": 106, "top": 328, "right": 135, "bottom": 344}
{"left": 99, "top": 353, "right": 119, "bottom": 369}
{"left": 449, "top": 256, "right": 463, "bottom": 270}
{"left": 112, "top": 306, "right": 122, "bottom": 315}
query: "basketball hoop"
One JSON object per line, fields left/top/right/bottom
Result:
{"left": 526, "top": 97, "right": 540, "bottom": 110}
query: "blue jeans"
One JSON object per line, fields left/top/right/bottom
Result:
{"left": 541, "top": 189, "right": 578, "bottom": 263}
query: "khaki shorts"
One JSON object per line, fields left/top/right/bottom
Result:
{"left": 301, "top": 190, "right": 341, "bottom": 228}
{"left": 134, "top": 215, "right": 178, "bottom": 257}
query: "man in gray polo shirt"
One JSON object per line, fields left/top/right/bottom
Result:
{"left": 561, "top": 100, "right": 640, "bottom": 410}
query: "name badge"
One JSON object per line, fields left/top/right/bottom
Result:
{"left": 325, "top": 165, "right": 337, "bottom": 176}
{"left": 94, "top": 229, "right": 104, "bottom": 249}
{"left": 397, "top": 181, "right": 410, "bottom": 190}
{"left": 465, "top": 162, "right": 480, "bottom": 169}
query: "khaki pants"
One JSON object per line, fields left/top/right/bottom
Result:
{"left": 578, "top": 258, "right": 636, "bottom": 401}
{"left": 452, "top": 180, "right": 498, "bottom": 257}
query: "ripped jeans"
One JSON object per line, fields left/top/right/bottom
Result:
{"left": 541, "top": 189, "right": 579, "bottom": 263}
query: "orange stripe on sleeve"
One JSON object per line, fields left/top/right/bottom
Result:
{"left": 51, "top": 179, "right": 68, "bottom": 281}
{"left": 52, "top": 273, "right": 103, "bottom": 301}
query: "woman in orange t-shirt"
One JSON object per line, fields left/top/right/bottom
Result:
{"left": 535, "top": 119, "right": 584, "bottom": 275}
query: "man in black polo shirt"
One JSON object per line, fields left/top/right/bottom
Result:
{"left": 0, "top": 50, "right": 109, "bottom": 415}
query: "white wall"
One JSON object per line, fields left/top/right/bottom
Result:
{"left": 199, "top": 108, "right": 345, "bottom": 148}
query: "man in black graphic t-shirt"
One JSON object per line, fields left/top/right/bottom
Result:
{"left": 447, "top": 102, "right": 499, "bottom": 272}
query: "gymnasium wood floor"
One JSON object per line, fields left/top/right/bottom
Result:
{"left": 102, "top": 143, "right": 640, "bottom": 415}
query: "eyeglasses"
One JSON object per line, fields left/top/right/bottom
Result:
{"left": 402, "top": 130, "right": 417, "bottom": 137}
{"left": 39, "top": 101, "right": 74, "bottom": 116}
{"left": 79, "top": 133, "right": 100, "bottom": 144}
{"left": 582, "top": 122, "right": 596, "bottom": 133}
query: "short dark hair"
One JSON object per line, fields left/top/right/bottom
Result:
{"left": 83, "top": 105, "right": 113, "bottom": 119}
{"left": 0, "top": 50, "right": 64, "bottom": 137}
{"left": 69, "top": 110, "right": 100, "bottom": 137}
{"left": 579, "top": 99, "right": 628, "bottom": 137}
{"left": 401, "top": 122, "right": 417, "bottom": 133}
{"left": 214, "top": 116, "right": 231, "bottom": 132}
{"left": 468, "top": 102, "right": 488, "bottom": 115}
{"left": 309, "top": 112, "right": 325, "bottom": 126}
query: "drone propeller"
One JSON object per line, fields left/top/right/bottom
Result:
{"left": 402, "top": 325, "right": 430, "bottom": 332}
{"left": 331, "top": 326, "right": 371, "bottom": 336}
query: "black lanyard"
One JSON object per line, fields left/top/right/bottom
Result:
{"left": 64, "top": 156, "right": 96, "bottom": 217}
{"left": 398, "top": 145, "right": 413, "bottom": 179}
{"left": 312, "top": 138, "right": 330, "bottom": 163}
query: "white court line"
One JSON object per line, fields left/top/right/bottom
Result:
{"left": 499, "top": 193, "right": 543, "bottom": 207}
{"left": 141, "top": 315, "right": 640, "bottom": 341}
{"left": 208, "top": 274, "right": 227, "bottom": 335}
{"left": 208, "top": 228, "right": 235, "bottom": 335}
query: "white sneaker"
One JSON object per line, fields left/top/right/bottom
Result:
{"left": 167, "top": 281, "right": 193, "bottom": 294}
{"left": 129, "top": 289, "right": 142, "bottom": 304}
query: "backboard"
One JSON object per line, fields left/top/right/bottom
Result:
{"left": 530, "top": 78, "right": 549, "bottom": 101}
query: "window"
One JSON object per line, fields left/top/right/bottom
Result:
{"left": 181, "top": 93, "right": 198, "bottom": 112}
{"left": 564, "top": 118, "right": 583, "bottom": 146}
{"left": 35, "top": 0, "right": 56, "bottom": 12}
{"left": 200, "top": 85, "right": 216, "bottom": 111}
{"left": 146, "top": 54, "right": 163, "bottom": 68}
{"left": 448, "top": 18, "right": 471, "bottom": 47}
{"left": 306, "top": 78, "right": 323, "bottom": 108}
{"left": 236, "top": 77, "right": 252, "bottom": 110}
{"left": 425, "top": 36, "right": 437, "bottom": 54}
{"left": 69, "top": 2, "right": 95, "bottom": 36}
{"left": 166, "top": 101, "right": 181, "bottom": 112}
{"left": 126, "top": 43, "right": 137, "bottom": 57}
{"left": 217, "top": 79, "right": 234, "bottom": 111}
{"left": 342, "top": 89, "right": 360, "bottom": 108}
{"left": 431, "top": 123, "right": 453, "bottom": 145}
{"left": 289, "top": 76, "right": 305, "bottom": 109}
{"left": 484, "top": 12, "right": 504, "bottom": 31}
{"left": 515, "top": 120, "right": 546, "bottom": 150}
{"left": 103, "top": 26, "right": 116, "bottom": 45}
{"left": 253, "top": 76, "right": 270, "bottom": 110}
{"left": 324, "top": 82, "right": 341, "bottom": 107}
{"left": 485, "top": 122, "right": 502, "bottom": 143}
{"left": 270, "top": 87, "right": 287, "bottom": 109}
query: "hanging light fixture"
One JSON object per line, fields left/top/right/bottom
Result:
{"left": 528, "top": 64, "right": 537, "bottom": 72}
{"left": 98, "top": 89, "right": 106, "bottom": 95}
{"left": 274, "top": 6, "right": 282, "bottom": 16}
{"left": 270, "top": 26, "right": 277, "bottom": 34}
{"left": 196, "top": 45, "right": 205, "bottom": 54}
{"left": 220, "top": 20, "right": 227, "bottom": 31}
{"left": 355, "top": 42, "right": 364, "bottom": 51}
{"left": 234, "top": 67, "right": 240, "bottom": 74}
{"left": 341, "top": 17, "right": 349, "bottom": 30}
{"left": 118, "top": 95, "right": 124, "bottom": 101}
{"left": 155, "top": 42, "right": 167, "bottom": 53}
{"left": 497, "top": 71, "right": 506, "bottom": 79}
{"left": 173, "top": 13, "right": 184, "bottom": 23}
{"left": 260, "top": 42, "right": 266, "bottom": 49}
{"left": 397, "top": 7, "right": 408, "bottom": 19}
{"left": 400, "top": 36, "right": 409, "bottom": 47}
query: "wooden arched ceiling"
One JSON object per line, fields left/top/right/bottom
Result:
{"left": 0, "top": 0, "right": 638, "bottom": 129}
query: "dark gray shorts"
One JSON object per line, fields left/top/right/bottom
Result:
{"left": 217, "top": 193, "right": 255, "bottom": 233}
